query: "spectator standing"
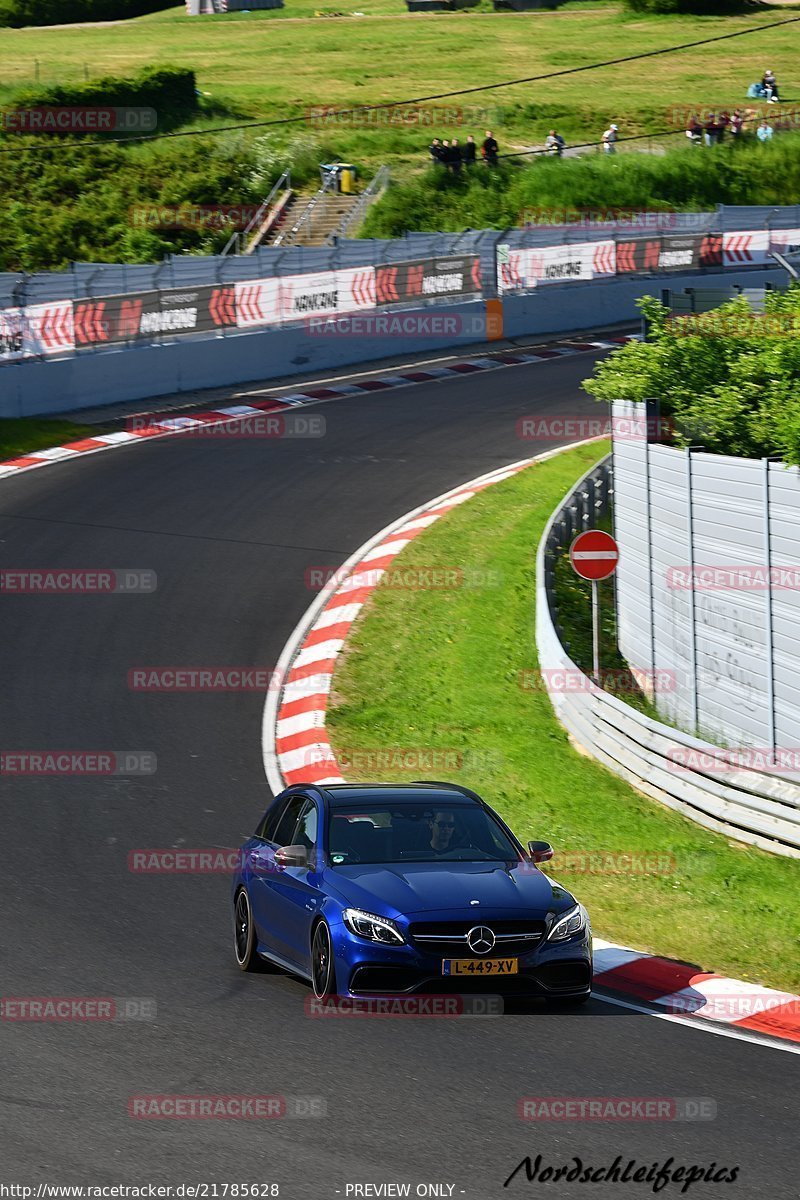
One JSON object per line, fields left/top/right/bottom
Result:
{"left": 545, "top": 129, "right": 565, "bottom": 156}
{"left": 704, "top": 112, "right": 720, "bottom": 146}
{"left": 429, "top": 137, "right": 443, "bottom": 164}
{"left": 757, "top": 119, "right": 773, "bottom": 143}
{"left": 602, "top": 123, "right": 618, "bottom": 154}
{"left": 449, "top": 137, "right": 462, "bottom": 173}
{"left": 481, "top": 130, "right": 499, "bottom": 166}
{"left": 463, "top": 134, "right": 477, "bottom": 166}
{"left": 730, "top": 110, "right": 744, "bottom": 140}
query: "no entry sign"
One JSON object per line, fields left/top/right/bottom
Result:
{"left": 570, "top": 530, "right": 619, "bottom": 581}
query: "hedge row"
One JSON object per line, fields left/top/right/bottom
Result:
{"left": 0, "top": 0, "right": 175, "bottom": 26}
{"left": 6, "top": 66, "right": 198, "bottom": 132}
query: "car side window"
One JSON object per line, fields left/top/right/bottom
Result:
{"left": 272, "top": 795, "right": 308, "bottom": 847}
{"left": 292, "top": 800, "right": 319, "bottom": 850}
{"left": 257, "top": 800, "right": 286, "bottom": 843}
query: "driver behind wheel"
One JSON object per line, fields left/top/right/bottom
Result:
{"left": 428, "top": 810, "right": 459, "bottom": 855}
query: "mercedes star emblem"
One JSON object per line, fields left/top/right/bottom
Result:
{"left": 466, "top": 925, "right": 496, "bottom": 955}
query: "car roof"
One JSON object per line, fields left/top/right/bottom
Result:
{"left": 319, "top": 783, "right": 481, "bottom": 808}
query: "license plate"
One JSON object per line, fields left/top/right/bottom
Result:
{"left": 442, "top": 958, "right": 518, "bottom": 976}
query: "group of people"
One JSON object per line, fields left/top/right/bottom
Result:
{"left": 686, "top": 108, "right": 777, "bottom": 146}
{"left": 428, "top": 130, "right": 499, "bottom": 170}
{"left": 427, "top": 67, "right": 784, "bottom": 173}
{"left": 686, "top": 110, "right": 746, "bottom": 146}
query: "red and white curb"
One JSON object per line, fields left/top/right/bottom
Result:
{"left": 0, "top": 335, "right": 638, "bottom": 483}
{"left": 262, "top": 444, "right": 800, "bottom": 1051}
{"left": 593, "top": 938, "right": 800, "bottom": 1046}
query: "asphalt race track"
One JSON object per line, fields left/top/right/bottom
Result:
{"left": 1, "top": 354, "right": 797, "bottom": 1199}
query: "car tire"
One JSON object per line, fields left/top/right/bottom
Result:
{"left": 311, "top": 921, "right": 336, "bottom": 999}
{"left": 233, "top": 888, "right": 261, "bottom": 972}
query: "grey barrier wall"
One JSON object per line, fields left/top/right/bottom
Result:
{"left": 612, "top": 398, "right": 800, "bottom": 760}
{"left": 536, "top": 455, "right": 800, "bottom": 857}
{"left": 0, "top": 266, "right": 787, "bottom": 417}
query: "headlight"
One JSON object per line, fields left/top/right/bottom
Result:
{"left": 343, "top": 908, "right": 405, "bottom": 945}
{"left": 548, "top": 903, "right": 587, "bottom": 942}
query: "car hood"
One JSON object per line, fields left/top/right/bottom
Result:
{"left": 323, "top": 860, "right": 571, "bottom": 918}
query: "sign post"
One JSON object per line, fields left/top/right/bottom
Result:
{"left": 569, "top": 530, "right": 620, "bottom": 683}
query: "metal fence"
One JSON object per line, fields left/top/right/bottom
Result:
{"left": 6, "top": 204, "right": 800, "bottom": 310}
{"left": 0, "top": 230, "right": 500, "bottom": 308}
{"left": 3, "top": 203, "right": 800, "bottom": 364}
{"left": 612, "top": 398, "right": 800, "bottom": 762}
{"left": 536, "top": 453, "right": 800, "bottom": 857}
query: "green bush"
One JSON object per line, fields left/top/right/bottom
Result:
{"left": 0, "top": 134, "right": 261, "bottom": 271}
{"left": 0, "top": 0, "right": 175, "bottom": 27}
{"left": 584, "top": 292, "right": 800, "bottom": 466}
{"left": 6, "top": 66, "right": 198, "bottom": 133}
{"left": 622, "top": 0, "right": 752, "bottom": 10}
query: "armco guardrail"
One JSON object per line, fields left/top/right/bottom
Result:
{"left": 536, "top": 454, "right": 800, "bottom": 858}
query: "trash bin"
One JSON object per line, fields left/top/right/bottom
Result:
{"left": 338, "top": 164, "right": 356, "bottom": 194}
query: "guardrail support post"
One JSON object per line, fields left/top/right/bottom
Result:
{"left": 686, "top": 446, "right": 699, "bottom": 734}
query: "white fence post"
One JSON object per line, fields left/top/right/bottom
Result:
{"left": 686, "top": 447, "right": 699, "bottom": 734}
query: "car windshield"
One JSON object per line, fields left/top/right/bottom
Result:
{"left": 327, "top": 802, "right": 520, "bottom": 865}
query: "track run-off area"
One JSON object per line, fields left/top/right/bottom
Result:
{"left": 1, "top": 352, "right": 797, "bottom": 1198}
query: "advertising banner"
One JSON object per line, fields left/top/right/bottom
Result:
{"left": 375, "top": 256, "right": 481, "bottom": 305}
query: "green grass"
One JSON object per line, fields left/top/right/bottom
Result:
{"left": 362, "top": 135, "right": 800, "bottom": 235}
{"left": 0, "top": 417, "right": 109, "bottom": 459}
{"left": 327, "top": 441, "right": 800, "bottom": 992}
{"left": 1, "top": 1, "right": 800, "bottom": 169}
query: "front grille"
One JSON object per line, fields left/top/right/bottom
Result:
{"left": 408, "top": 919, "right": 545, "bottom": 956}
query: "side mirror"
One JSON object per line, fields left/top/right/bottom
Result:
{"left": 275, "top": 844, "right": 309, "bottom": 868}
{"left": 528, "top": 839, "right": 554, "bottom": 863}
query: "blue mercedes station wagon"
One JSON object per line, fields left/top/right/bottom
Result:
{"left": 231, "top": 782, "right": 592, "bottom": 1002}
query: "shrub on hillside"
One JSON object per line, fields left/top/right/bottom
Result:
{"left": 0, "top": 0, "right": 175, "bottom": 26}
{"left": 7, "top": 66, "right": 198, "bottom": 132}
{"left": 622, "top": 0, "right": 753, "bottom": 11}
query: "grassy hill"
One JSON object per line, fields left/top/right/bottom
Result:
{"left": 1, "top": 0, "right": 799, "bottom": 268}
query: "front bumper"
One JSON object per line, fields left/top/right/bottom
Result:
{"left": 329, "top": 916, "right": 592, "bottom": 998}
